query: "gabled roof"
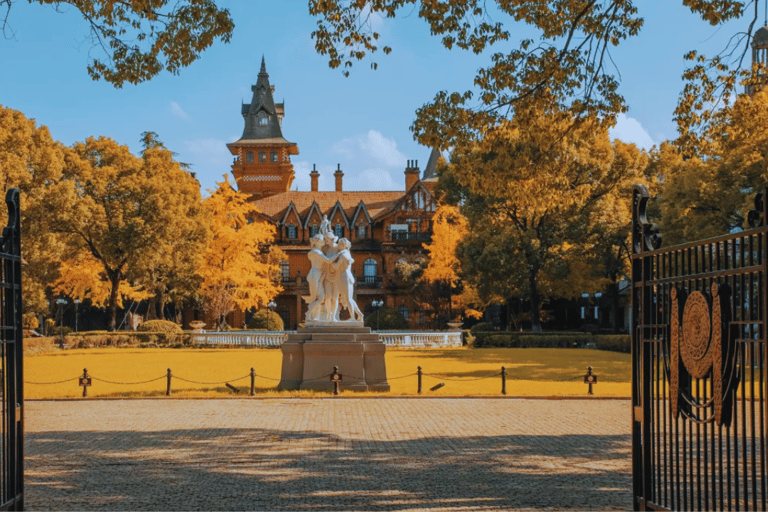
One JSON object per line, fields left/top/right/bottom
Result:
{"left": 250, "top": 191, "right": 404, "bottom": 222}
{"left": 327, "top": 200, "right": 350, "bottom": 228}
{"left": 350, "top": 200, "right": 372, "bottom": 226}
{"left": 381, "top": 180, "right": 435, "bottom": 220}
{"left": 279, "top": 201, "right": 302, "bottom": 226}
{"left": 302, "top": 201, "right": 324, "bottom": 229}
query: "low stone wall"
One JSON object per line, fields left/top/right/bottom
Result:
{"left": 379, "top": 332, "right": 463, "bottom": 348}
{"left": 189, "top": 330, "right": 463, "bottom": 348}
{"left": 189, "top": 331, "right": 289, "bottom": 347}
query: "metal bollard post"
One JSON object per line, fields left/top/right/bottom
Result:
{"left": 250, "top": 367, "right": 256, "bottom": 396}
{"left": 166, "top": 368, "right": 172, "bottom": 396}
{"left": 417, "top": 366, "right": 423, "bottom": 394}
{"left": 80, "top": 368, "right": 91, "bottom": 398}
{"left": 331, "top": 366, "right": 341, "bottom": 395}
{"left": 501, "top": 366, "right": 507, "bottom": 395}
{"left": 584, "top": 366, "right": 597, "bottom": 395}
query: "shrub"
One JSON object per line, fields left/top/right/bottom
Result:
{"left": 63, "top": 330, "right": 190, "bottom": 348}
{"left": 364, "top": 307, "right": 409, "bottom": 331}
{"left": 470, "top": 322, "right": 497, "bottom": 335}
{"left": 23, "top": 314, "right": 39, "bottom": 330}
{"left": 138, "top": 320, "right": 182, "bottom": 333}
{"left": 23, "top": 336, "right": 58, "bottom": 355}
{"left": 471, "top": 332, "right": 630, "bottom": 353}
{"left": 248, "top": 309, "right": 284, "bottom": 331}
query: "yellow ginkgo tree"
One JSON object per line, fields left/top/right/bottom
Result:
{"left": 199, "top": 177, "right": 283, "bottom": 329}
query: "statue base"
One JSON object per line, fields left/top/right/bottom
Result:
{"left": 277, "top": 325, "right": 390, "bottom": 393}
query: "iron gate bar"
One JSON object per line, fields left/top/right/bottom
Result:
{"left": 0, "top": 189, "right": 22, "bottom": 511}
{"left": 632, "top": 183, "right": 768, "bottom": 511}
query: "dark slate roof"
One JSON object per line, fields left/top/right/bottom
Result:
{"left": 422, "top": 147, "right": 441, "bottom": 181}
{"left": 236, "top": 57, "right": 295, "bottom": 143}
{"left": 754, "top": 26, "right": 768, "bottom": 48}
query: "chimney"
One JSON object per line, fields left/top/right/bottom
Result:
{"left": 405, "top": 159, "right": 420, "bottom": 190}
{"left": 310, "top": 164, "right": 320, "bottom": 192}
{"left": 334, "top": 163, "right": 344, "bottom": 192}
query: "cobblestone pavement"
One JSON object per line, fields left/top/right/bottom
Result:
{"left": 24, "top": 398, "right": 632, "bottom": 511}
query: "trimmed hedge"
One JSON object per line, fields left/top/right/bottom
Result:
{"left": 138, "top": 320, "right": 182, "bottom": 333}
{"left": 248, "top": 309, "right": 284, "bottom": 331}
{"left": 472, "top": 331, "right": 630, "bottom": 353}
{"left": 63, "top": 330, "right": 189, "bottom": 348}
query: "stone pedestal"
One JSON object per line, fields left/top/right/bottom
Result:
{"left": 277, "top": 324, "right": 390, "bottom": 392}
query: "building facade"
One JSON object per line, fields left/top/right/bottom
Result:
{"left": 231, "top": 59, "right": 441, "bottom": 330}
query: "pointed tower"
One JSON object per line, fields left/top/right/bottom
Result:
{"left": 227, "top": 57, "right": 299, "bottom": 199}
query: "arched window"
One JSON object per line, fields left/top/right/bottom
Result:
{"left": 258, "top": 111, "right": 269, "bottom": 125}
{"left": 270, "top": 150, "right": 278, "bottom": 162}
{"left": 258, "top": 151, "right": 266, "bottom": 162}
{"left": 398, "top": 305, "right": 409, "bottom": 320}
{"left": 280, "top": 261, "right": 290, "bottom": 282}
{"left": 364, "top": 258, "right": 377, "bottom": 283}
{"left": 334, "top": 224, "right": 344, "bottom": 238}
{"left": 246, "top": 150, "right": 254, "bottom": 163}
{"left": 286, "top": 224, "right": 297, "bottom": 239}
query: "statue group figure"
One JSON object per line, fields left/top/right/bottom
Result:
{"left": 304, "top": 216, "right": 364, "bottom": 323}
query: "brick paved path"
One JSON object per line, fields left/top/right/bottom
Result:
{"left": 24, "top": 398, "right": 632, "bottom": 511}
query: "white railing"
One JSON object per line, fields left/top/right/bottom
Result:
{"left": 189, "top": 331, "right": 290, "bottom": 347}
{"left": 379, "top": 332, "right": 462, "bottom": 348}
{"left": 189, "top": 330, "right": 463, "bottom": 348}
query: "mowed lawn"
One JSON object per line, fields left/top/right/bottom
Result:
{"left": 24, "top": 347, "right": 631, "bottom": 398}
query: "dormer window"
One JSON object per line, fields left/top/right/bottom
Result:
{"left": 258, "top": 111, "right": 269, "bottom": 125}
{"left": 286, "top": 224, "right": 297, "bottom": 239}
{"left": 310, "top": 224, "right": 319, "bottom": 237}
{"left": 356, "top": 225, "right": 367, "bottom": 239}
{"left": 334, "top": 224, "right": 344, "bottom": 238}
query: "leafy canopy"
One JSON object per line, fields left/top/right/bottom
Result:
{"left": 2, "top": 0, "right": 234, "bottom": 87}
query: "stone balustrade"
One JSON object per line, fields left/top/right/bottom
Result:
{"left": 189, "top": 331, "right": 290, "bottom": 347}
{"left": 189, "top": 330, "right": 463, "bottom": 348}
{"left": 378, "top": 332, "right": 463, "bottom": 348}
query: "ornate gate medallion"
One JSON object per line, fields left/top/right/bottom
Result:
{"left": 670, "top": 283, "right": 737, "bottom": 427}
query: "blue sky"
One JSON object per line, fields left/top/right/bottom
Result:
{"left": 0, "top": 1, "right": 757, "bottom": 195}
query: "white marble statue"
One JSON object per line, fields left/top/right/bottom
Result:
{"left": 303, "top": 216, "right": 364, "bottom": 324}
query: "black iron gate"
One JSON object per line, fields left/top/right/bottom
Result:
{"left": 632, "top": 183, "right": 768, "bottom": 510}
{"left": 0, "top": 189, "right": 23, "bottom": 510}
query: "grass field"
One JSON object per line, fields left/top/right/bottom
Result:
{"left": 24, "top": 346, "right": 631, "bottom": 398}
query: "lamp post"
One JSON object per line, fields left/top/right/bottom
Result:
{"left": 372, "top": 300, "right": 384, "bottom": 331}
{"left": 74, "top": 299, "right": 80, "bottom": 332}
{"left": 56, "top": 298, "right": 67, "bottom": 347}
{"left": 268, "top": 301, "right": 277, "bottom": 331}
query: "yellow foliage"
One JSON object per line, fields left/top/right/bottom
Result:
{"left": 199, "top": 177, "right": 282, "bottom": 320}
{"left": 422, "top": 204, "right": 468, "bottom": 286}
{"left": 54, "top": 253, "right": 151, "bottom": 308}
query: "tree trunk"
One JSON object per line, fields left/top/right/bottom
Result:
{"left": 108, "top": 273, "right": 120, "bottom": 331}
{"left": 146, "top": 295, "right": 157, "bottom": 320}
{"left": 529, "top": 269, "right": 542, "bottom": 333}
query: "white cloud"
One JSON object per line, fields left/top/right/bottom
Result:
{"left": 610, "top": 113, "right": 655, "bottom": 150}
{"left": 358, "top": 168, "right": 399, "bottom": 191}
{"left": 358, "top": 130, "right": 406, "bottom": 167}
{"left": 170, "top": 101, "right": 190, "bottom": 120}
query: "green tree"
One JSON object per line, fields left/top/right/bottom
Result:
{"left": 2, "top": 0, "right": 234, "bottom": 87}
{"left": 444, "top": 108, "right": 648, "bottom": 332}
{"left": 133, "top": 132, "right": 208, "bottom": 320}
{"left": 0, "top": 105, "right": 68, "bottom": 316}
{"left": 660, "top": 90, "right": 768, "bottom": 244}
{"left": 52, "top": 135, "right": 203, "bottom": 330}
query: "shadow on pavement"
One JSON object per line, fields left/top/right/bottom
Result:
{"left": 26, "top": 427, "right": 631, "bottom": 511}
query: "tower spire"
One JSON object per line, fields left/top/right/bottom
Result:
{"left": 260, "top": 54, "right": 267, "bottom": 74}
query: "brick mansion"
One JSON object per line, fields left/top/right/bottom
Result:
{"left": 223, "top": 58, "right": 441, "bottom": 330}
